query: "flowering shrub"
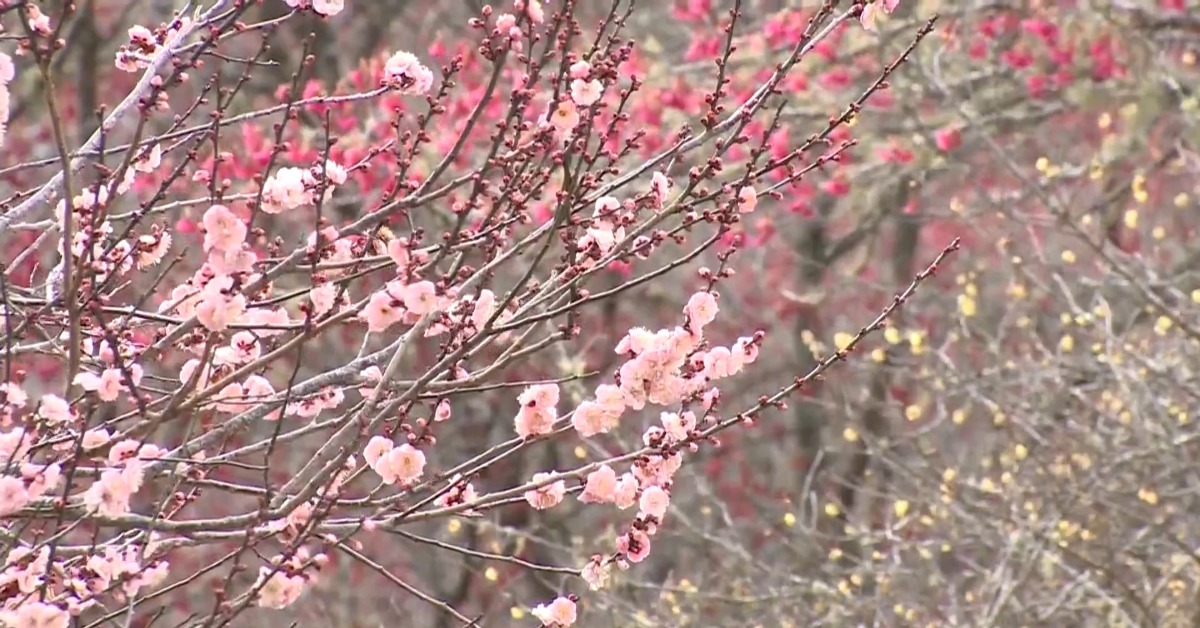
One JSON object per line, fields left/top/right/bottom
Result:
{"left": 2, "top": 0, "right": 1196, "bottom": 625}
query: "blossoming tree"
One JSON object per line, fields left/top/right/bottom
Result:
{"left": 6, "top": 0, "right": 1198, "bottom": 626}
{"left": 0, "top": 0, "right": 952, "bottom": 625}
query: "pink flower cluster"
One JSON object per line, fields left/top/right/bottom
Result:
{"left": 2, "top": 389, "right": 71, "bottom": 429}
{"left": 607, "top": 291, "right": 757, "bottom": 412}
{"left": 359, "top": 279, "right": 439, "bottom": 333}
{"left": 73, "top": 364, "right": 144, "bottom": 403}
{"left": 114, "top": 19, "right": 191, "bottom": 73}
{"left": 53, "top": 184, "right": 172, "bottom": 286}
{"left": 252, "top": 548, "right": 329, "bottom": 609}
{"left": 82, "top": 440, "right": 167, "bottom": 518}
{"left": 434, "top": 473, "right": 479, "bottom": 511}
{"left": 382, "top": 51, "right": 435, "bottom": 95}
{"left": 521, "top": 289, "right": 763, "bottom": 619}
{"left": 0, "top": 516, "right": 169, "bottom": 622}
{"left": 1, "top": 538, "right": 169, "bottom": 623}
{"left": 576, "top": 196, "right": 628, "bottom": 268}
{"left": 568, "top": 60, "right": 604, "bottom": 107}
{"left": 260, "top": 160, "right": 348, "bottom": 214}
{"left": 363, "top": 436, "right": 426, "bottom": 485}
{"left": 0, "top": 451, "right": 60, "bottom": 518}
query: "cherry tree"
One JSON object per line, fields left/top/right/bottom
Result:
{"left": 0, "top": 0, "right": 960, "bottom": 626}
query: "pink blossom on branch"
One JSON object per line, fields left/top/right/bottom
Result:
{"left": 382, "top": 51, "right": 435, "bottom": 95}
{"left": 531, "top": 596, "right": 577, "bottom": 627}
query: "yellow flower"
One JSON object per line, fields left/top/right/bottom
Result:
{"left": 958, "top": 294, "right": 977, "bottom": 317}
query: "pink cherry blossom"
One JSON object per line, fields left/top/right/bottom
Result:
{"left": 358, "top": 366, "right": 383, "bottom": 399}
{"left": 202, "top": 204, "right": 246, "bottom": 252}
{"left": 375, "top": 444, "right": 425, "bottom": 485}
{"left": 860, "top": 2, "right": 882, "bottom": 31}
{"left": 571, "top": 401, "right": 615, "bottom": 437}
{"left": 685, "top": 291, "right": 719, "bottom": 328}
{"left": 531, "top": 596, "right": 576, "bottom": 627}
{"left": 570, "top": 78, "right": 603, "bottom": 106}
{"left": 242, "top": 307, "right": 291, "bottom": 335}
{"left": 0, "top": 429, "right": 29, "bottom": 467}
{"left": 361, "top": 288, "right": 405, "bottom": 333}
{"left": 650, "top": 171, "right": 671, "bottom": 207}
{"left": 387, "top": 238, "right": 411, "bottom": 267}
{"left": 214, "top": 383, "right": 246, "bottom": 413}
{"left": 547, "top": 100, "right": 580, "bottom": 135}
{"left": 363, "top": 435, "right": 394, "bottom": 468}
{"left": 243, "top": 375, "right": 275, "bottom": 403}
{"left": 579, "top": 464, "right": 618, "bottom": 504}
{"left": 108, "top": 439, "right": 141, "bottom": 465}
{"left": 703, "top": 346, "right": 738, "bottom": 378}
{"left": 660, "top": 411, "right": 696, "bottom": 441}
{"left": 132, "top": 143, "right": 162, "bottom": 173}
{"left": 1, "top": 382, "right": 26, "bottom": 410}
{"left": 135, "top": 231, "right": 172, "bottom": 268}
{"left": 402, "top": 280, "right": 437, "bottom": 315}
{"left": 594, "top": 195, "right": 620, "bottom": 217}
{"left": 231, "top": 331, "right": 262, "bottom": 362}
{"left": 523, "top": 0, "right": 545, "bottom": 24}
{"left": 733, "top": 336, "right": 760, "bottom": 363}
{"left": 638, "top": 485, "right": 670, "bottom": 519}
{"left": 614, "top": 473, "right": 639, "bottom": 510}
{"left": 514, "top": 405, "right": 556, "bottom": 438}
{"left": 434, "top": 399, "right": 452, "bottom": 422}
{"left": 617, "top": 528, "right": 652, "bottom": 563}
{"left": 614, "top": 327, "right": 655, "bottom": 355}
{"left": 594, "top": 384, "right": 626, "bottom": 413}
{"left": 861, "top": 0, "right": 899, "bottom": 31}
{"left": 383, "top": 51, "right": 434, "bottom": 95}
{"left": 254, "top": 567, "right": 305, "bottom": 609}
{"left": 569, "top": 60, "right": 591, "bottom": 79}
{"left": 737, "top": 185, "right": 758, "bottom": 213}
{"left": 519, "top": 383, "right": 560, "bottom": 410}
{"left": 261, "top": 167, "right": 311, "bottom": 213}
{"left": 311, "top": 0, "right": 344, "bottom": 17}
{"left": 179, "top": 359, "right": 211, "bottom": 389}
{"left": 310, "top": 283, "right": 338, "bottom": 317}
{"left": 82, "top": 428, "right": 112, "bottom": 450}
{"left": 581, "top": 555, "right": 611, "bottom": 590}
{"left": 524, "top": 472, "right": 566, "bottom": 510}
{"left": 83, "top": 467, "right": 139, "bottom": 517}
{"left": 23, "top": 462, "right": 61, "bottom": 498}
{"left": 434, "top": 474, "right": 478, "bottom": 511}
{"left": 193, "top": 275, "right": 246, "bottom": 331}
{"left": 74, "top": 369, "right": 125, "bottom": 402}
